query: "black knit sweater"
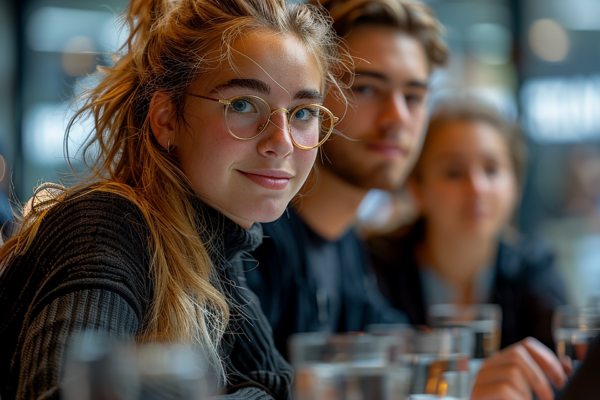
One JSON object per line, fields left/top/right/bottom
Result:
{"left": 0, "top": 190, "right": 293, "bottom": 399}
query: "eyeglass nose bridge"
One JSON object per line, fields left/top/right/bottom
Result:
{"left": 261, "top": 107, "right": 294, "bottom": 132}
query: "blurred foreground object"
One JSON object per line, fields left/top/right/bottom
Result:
{"left": 370, "top": 326, "right": 472, "bottom": 399}
{"left": 428, "top": 304, "right": 502, "bottom": 359}
{"left": 63, "top": 331, "right": 219, "bottom": 400}
{"left": 290, "top": 332, "right": 410, "bottom": 400}
{"left": 290, "top": 327, "right": 475, "bottom": 400}
{"left": 553, "top": 306, "right": 600, "bottom": 369}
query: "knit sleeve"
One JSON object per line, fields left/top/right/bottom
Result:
{"left": 15, "top": 289, "right": 139, "bottom": 400}
{"left": 9, "top": 190, "right": 153, "bottom": 328}
{"left": 0, "top": 191, "right": 153, "bottom": 400}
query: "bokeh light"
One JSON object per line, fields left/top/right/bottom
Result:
{"left": 528, "top": 19, "right": 569, "bottom": 62}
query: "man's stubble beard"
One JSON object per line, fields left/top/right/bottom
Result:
{"left": 319, "top": 149, "right": 410, "bottom": 193}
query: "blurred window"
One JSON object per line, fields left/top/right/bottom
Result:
{"left": 19, "top": 0, "right": 126, "bottom": 198}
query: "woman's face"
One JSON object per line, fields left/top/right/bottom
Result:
{"left": 176, "top": 32, "right": 323, "bottom": 228}
{"left": 411, "top": 119, "right": 518, "bottom": 239}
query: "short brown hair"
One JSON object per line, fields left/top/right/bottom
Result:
{"left": 417, "top": 96, "right": 527, "bottom": 187}
{"left": 312, "top": 0, "right": 449, "bottom": 71}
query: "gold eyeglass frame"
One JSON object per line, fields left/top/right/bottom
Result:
{"left": 187, "top": 94, "right": 339, "bottom": 150}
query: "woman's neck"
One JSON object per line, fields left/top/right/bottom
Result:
{"left": 294, "top": 166, "right": 368, "bottom": 241}
{"left": 419, "top": 224, "right": 497, "bottom": 305}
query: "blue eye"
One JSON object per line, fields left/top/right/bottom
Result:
{"left": 230, "top": 99, "right": 255, "bottom": 113}
{"left": 294, "top": 107, "right": 316, "bottom": 121}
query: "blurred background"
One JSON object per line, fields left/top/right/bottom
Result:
{"left": 1, "top": 0, "right": 599, "bottom": 304}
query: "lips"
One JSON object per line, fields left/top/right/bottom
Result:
{"left": 365, "top": 142, "right": 408, "bottom": 158}
{"left": 238, "top": 169, "right": 293, "bottom": 190}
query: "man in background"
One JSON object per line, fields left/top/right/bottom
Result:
{"left": 246, "top": 0, "right": 448, "bottom": 358}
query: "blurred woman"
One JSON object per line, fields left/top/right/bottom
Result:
{"left": 0, "top": 0, "right": 347, "bottom": 398}
{"left": 368, "top": 96, "right": 567, "bottom": 350}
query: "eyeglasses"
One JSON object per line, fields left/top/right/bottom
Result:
{"left": 187, "top": 94, "right": 339, "bottom": 150}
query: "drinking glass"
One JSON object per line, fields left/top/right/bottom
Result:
{"left": 553, "top": 306, "right": 600, "bottom": 367}
{"left": 63, "top": 331, "right": 218, "bottom": 400}
{"left": 407, "top": 327, "right": 472, "bottom": 399}
{"left": 428, "top": 304, "right": 502, "bottom": 359}
{"left": 290, "top": 332, "right": 410, "bottom": 400}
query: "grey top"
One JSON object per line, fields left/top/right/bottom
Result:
{"left": 419, "top": 264, "right": 495, "bottom": 310}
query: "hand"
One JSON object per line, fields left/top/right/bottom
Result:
{"left": 471, "top": 337, "right": 573, "bottom": 400}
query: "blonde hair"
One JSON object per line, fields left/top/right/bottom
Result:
{"left": 1, "top": 0, "right": 348, "bottom": 381}
{"left": 312, "top": 0, "right": 448, "bottom": 71}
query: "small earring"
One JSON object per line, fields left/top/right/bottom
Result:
{"left": 167, "top": 139, "right": 170, "bottom": 153}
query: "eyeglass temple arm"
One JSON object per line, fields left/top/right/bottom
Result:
{"left": 187, "top": 93, "right": 231, "bottom": 104}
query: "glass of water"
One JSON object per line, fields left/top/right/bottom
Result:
{"left": 407, "top": 327, "right": 473, "bottom": 399}
{"left": 63, "top": 331, "right": 218, "bottom": 400}
{"left": 428, "top": 304, "right": 502, "bottom": 359}
{"left": 553, "top": 306, "right": 600, "bottom": 367}
{"left": 290, "top": 332, "right": 410, "bottom": 400}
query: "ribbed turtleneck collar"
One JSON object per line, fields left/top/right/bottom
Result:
{"left": 190, "top": 197, "right": 263, "bottom": 265}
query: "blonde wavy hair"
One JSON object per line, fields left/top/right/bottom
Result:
{"left": 0, "top": 0, "right": 349, "bottom": 380}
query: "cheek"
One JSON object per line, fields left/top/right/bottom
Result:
{"left": 178, "top": 126, "right": 239, "bottom": 189}
{"left": 422, "top": 181, "right": 462, "bottom": 214}
{"left": 492, "top": 177, "right": 518, "bottom": 213}
{"left": 294, "top": 149, "right": 318, "bottom": 179}
{"left": 333, "top": 104, "right": 375, "bottom": 140}
{"left": 413, "top": 109, "right": 428, "bottom": 139}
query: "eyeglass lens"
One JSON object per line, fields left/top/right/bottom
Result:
{"left": 224, "top": 96, "right": 333, "bottom": 148}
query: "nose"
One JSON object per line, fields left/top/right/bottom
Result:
{"left": 378, "top": 92, "right": 410, "bottom": 132}
{"left": 466, "top": 169, "right": 489, "bottom": 196}
{"left": 257, "top": 110, "right": 294, "bottom": 158}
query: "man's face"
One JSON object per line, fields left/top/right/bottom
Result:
{"left": 322, "top": 26, "right": 430, "bottom": 191}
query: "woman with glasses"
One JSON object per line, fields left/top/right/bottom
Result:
{"left": 0, "top": 0, "right": 346, "bottom": 398}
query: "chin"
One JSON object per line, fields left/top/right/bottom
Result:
{"left": 238, "top": 199, "right": 290, "bottom": 224}
{"left": 461, "top": 222, "right": 495, "bottom": 238}
{"left": 363, "top": 173, "right": 406, "bottom": 192}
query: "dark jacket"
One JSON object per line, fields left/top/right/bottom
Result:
{"left": 367, "top": 221, "right": 568, "bottom": 350}
{"left": 245, "top": 207, "right": 407, "bottom": 360}
{"left": 0, "top": 190, "right": 292, "bottom": 400}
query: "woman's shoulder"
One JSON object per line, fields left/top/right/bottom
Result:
{"left": 47, "top": 185, "right": 145, "bottom": 218}
{"left": 496, "top": 236, "right": 559, "bottom": 279}
{"left": 32, "top": 185, "right": 149, "bottom": 236}
{"left": 16, "top": 184, "right": 153, "bottom": 274}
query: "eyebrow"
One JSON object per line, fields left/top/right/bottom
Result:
{"left": 294, "top": 88, "right": 323, "bottom": 102}
{"left": 213, "top": 78, "right": 271, "bottom": 95}
{"left": 354, "top": 70, "right": 429, "bottom": 89}
{"left": 212, "top": 78, "right": 323, "bottom": 102}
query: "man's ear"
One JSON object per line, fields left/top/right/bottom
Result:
{"left": 149, "top": 91, "right": 176, "bottom": 151}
